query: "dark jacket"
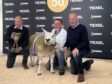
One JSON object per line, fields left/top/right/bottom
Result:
{"left": 4, "top": 25, "right": 29, "bottom": 49}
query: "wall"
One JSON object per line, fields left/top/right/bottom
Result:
{"left": 0, "top": 0, "right": 3, "bottom": 53}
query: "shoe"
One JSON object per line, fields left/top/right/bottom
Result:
{"left": 59, "top": 69, "right": 65, "bottom": 75}
{"left": 22, "top": 64, "right": 29, "bottom": 70}
{"left": 84, "top": 59, "right": 94, "bottom": 71}
{"left": 77, "top": 74, "right": 85, "bottom": 82}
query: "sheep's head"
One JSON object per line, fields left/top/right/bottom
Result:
{"left": 42, "top": 28, "right": 56, "bottom": 45}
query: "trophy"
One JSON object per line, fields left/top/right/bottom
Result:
{"left": 10, "top": 32, "right": 21, "bottom": 53}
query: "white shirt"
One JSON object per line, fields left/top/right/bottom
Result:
{"left": 72, "top": 23, "right": 79, "bottom": 28}
{"left": 14, "top": 25, "right": 23, "bottom": 30}
{"left": 55, "top": 28, "right": 67, "bottom": 51}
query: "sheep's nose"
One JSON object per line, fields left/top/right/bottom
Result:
{"left": 46, "top": 39, "right": 50, "bottom": 42}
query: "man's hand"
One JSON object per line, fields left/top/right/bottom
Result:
{"left": 63, "top": 47, "right": 68, "bottom": 53}
{"left": 17, "top": 47, "right": 23, "bottom": 53}
{"left": 72, "top": 48, "right": 79, "bottom": 57}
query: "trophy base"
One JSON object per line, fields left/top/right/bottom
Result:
{"left": 10, "top": 48, "right": 19, "bottom": 53}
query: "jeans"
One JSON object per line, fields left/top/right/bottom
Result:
{"left": 46, "top": 50, "right": 66, "bottom": 70}
{"left": 70, "top": 50, "right": 90, "bottom": 74}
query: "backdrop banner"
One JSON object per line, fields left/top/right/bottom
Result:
{"left": 3, "top": 0, "right": 112, "bottom": 59}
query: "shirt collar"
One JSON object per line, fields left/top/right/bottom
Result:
{"left": 71, "top": 23, "right": 79, "bottom": 29}
{"left": 14, "top": 25, "right": 23, "bottom": 30}
{"left": 55, "top": 27, "right": 62, "bottom": 35}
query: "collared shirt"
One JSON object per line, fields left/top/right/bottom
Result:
{"left": 71, "top": 23, "right": 79, "bottom": 29}
{"left": 14, "top": 25, "right": 23, "bottom": 30}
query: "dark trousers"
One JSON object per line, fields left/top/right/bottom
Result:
{"left": 70, "top": 50, "right": 90, "bottom": 74}
{"left": 6, "top": 47, "right": 29, "bottom": 68}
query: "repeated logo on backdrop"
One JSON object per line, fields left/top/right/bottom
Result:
{"left": 3, "top": 0, "right": 112, "bottom": 59}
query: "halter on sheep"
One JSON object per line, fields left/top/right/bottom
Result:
{"left": 30, "top": 28, "right": 56, "bottom": 76}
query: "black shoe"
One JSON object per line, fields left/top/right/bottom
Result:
{"left": 59, "top": 69, "right": 65, "bottom": 75}
{"left": 84, "top": 59, "right": 94, "bottom": 71}
{"left": 22, "top": 64, "right": 29, "bottom": 70}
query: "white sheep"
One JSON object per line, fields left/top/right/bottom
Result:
{"left": 29, "top": 28, "right": 56, "bottom": 76}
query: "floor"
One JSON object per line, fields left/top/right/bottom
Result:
{"left": 0, "top": 54, "right": 112, "bottom": 84}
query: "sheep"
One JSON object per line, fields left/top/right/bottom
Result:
{"left": 29, "top": 28, "right": 57, "bottom": 76}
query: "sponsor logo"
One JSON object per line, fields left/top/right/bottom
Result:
{"left": 4, "top": 3, "right": 15, "bottom": 6}
{"left": 71, "top": 7, "right": 82, "bottom": 11}
{"left": 110, "top": 32, "right": 112, "bottom": 36}
{"left": 70, "top": 0, "right": 83, "bottom": 2}
{"left": 19, "top": 9, "right": 30, "bottom": 13}
{"left": 5, "top": 10, "right": 14, "bottom": 14}
{"left": 20, "top": 2, "right": 29, "bottom": 6}
{"left": 35, "top": 1, "right": 46, "bottom": 5}
{"left": 36, "top": 24, "right": 45, "bottom": 28}
{"left": 36, "top": 9, "right": 45, "bottom": 13}
{"left": 47, "top": 0, "right": 69, "bottom": 13}
{"left": 90, "top": 0, "right": 103, "bottom": 2}
{"left": 5, "top": 46, "right": 9, "bottom": 50}
{"left": 22, "top": 17, "right": 29, "bottom": 20}
{"left": 35, "top": 16, "right": 46, "bottom": 20}
{"left": 90, "top": 41, "right": 104, "bottom": 45}
{"left": 111, "top": 50, "right": 112, "bottom": 53}
{"left": 78, "top": 15, "right": 83, "bottom": 19}
{"left": 91, "top": 49, "right": 102, "bottom": 53}
{"left": 91, "top": 32, "right": 103, "bottom": 36}
{"left": 89, "top": 23, "right": 104, "bottom": 28}
{"left": 91, "top": 15, "right": 102, "bottom": 19}
{"left": 24, "top": 24, "right": 31, "bottom": 28}
{"left": 110, "top": 14, "right": 112, "bottom": 18}
{"left": 5, "top": 17, "right": 14, "bottom": 21}
{"left": 53, "top": 16, "right": 62, "bottom": 19}
{"left": 89, "top": 6, "right": 104, "bottom": 10}
{"left": 6, "top": 25, "right": 10, "bottom": 28}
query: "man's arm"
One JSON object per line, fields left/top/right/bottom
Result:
{"left": 4, "top": 26, "right": 13, "bottom": 42}
{"left": 20, "top": 28, "right": 29, "bottom": 49}
{"left": 76, "top": 26, "right": 89, "bottom": 51}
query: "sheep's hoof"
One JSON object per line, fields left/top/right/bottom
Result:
{"left": 51, "top": 72, "right": 55, "bottom": 74}
{"left": 36, "top": 63, "right": 39, "bottom": 65}
{"left": 31, "top": 65, "right": 34, "bottom": 67}
{"left": 38, "top": 73, "right": 42, "bottom": 76}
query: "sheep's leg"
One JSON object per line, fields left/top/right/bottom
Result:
{"left": 37, "top": 52, "right": 43, "bottom": 76}
{"left": 36, "top": 55, "right": 39, "bottom": 65}
{"left": 50, "top": 54, "right": 55, "bottom": 74}
{"left": 30, "top": 48, "right": 34, "bottom": 67}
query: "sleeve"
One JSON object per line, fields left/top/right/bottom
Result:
{"left": 64, "top": 36, "right": 69, "bottom": 48}
{"left": 4, "top": 26, "right": 13, "bottom": 42}
{"left": 56, "top": 30, "right": 67, "bottom": 49}
{"left": 20, "top": 28, "right": 29, "bottom": 48}
{"left": 64, "top": 29, "right": 69, "bottom": 48}
{"left": 76, "top": 26, "right": 90, "bottom": 51}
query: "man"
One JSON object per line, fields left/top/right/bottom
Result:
{"left": 4, "top": 16, "right": 29, "bottom": 69}
{"left": 64, "top": 13, "right": 94, "bottom": 82}
{"left": 46, "top": 19, "right": 67, "bottom": 75}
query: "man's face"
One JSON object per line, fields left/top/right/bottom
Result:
{"left": 69, "top": 14, "right": 78, "bottom": 27}
{"left": 53, "top": 20, "right": 62, "bottom": 31}
{"left": 14, "top": 17, "right": 23, "bottom": 28}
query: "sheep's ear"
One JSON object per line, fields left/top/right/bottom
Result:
{"left": 42, "top": 28, "right": 48, "bottom": 33}
{"left": 52, "top": 29, "right": 56, "bottom": 35}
